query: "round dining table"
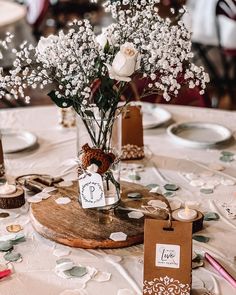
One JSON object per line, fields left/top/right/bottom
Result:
{"left": 0, "top": 104, "right": 236, "bottom": 295}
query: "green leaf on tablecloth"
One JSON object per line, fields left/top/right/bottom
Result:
{"left": 4, "top": 252, "right": 22, "bottom": 262}
{"left": 200, "top": 188, "right": 214, "bottom": 194}
{"left": 163, "top": 191, "right": 175, "bottom": 198}
{"left": 64, "top": 266, "right": 87, "bottom": 277}
{"left": 192, "top": 235, "right": 210, "bottom": 243}
{"left": 56, "top": 258, "right": 73, "bottom": 265}
{"left": 127, "top": 192, "right": 142, "bottom": 199}
{"left": 48, "top": 91, "right": 73, "bottom": 108}
{"left": 128, "top": 174, "right": 141, "bottom": 181}
{"left": 0, "top": 240, "right": 13, "bottom": 252}
{"left": 204, "top": 212, "right": 220, "bottom": 221}
{"left": 221, "top": 151, "right": 234, "bottom": 157}
{"left": 219, "top": 155, "right": 234, "bottom": 162}
{"left": 146, "top": 184, "right": 159, "bottom": 190}
{"left": 164, "top": 184, "right": 179, "bottom": 191}
{"left": 192, "top": 260, "right": 204, "bottom": 269}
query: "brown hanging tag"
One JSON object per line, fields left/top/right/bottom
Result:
{"left": 122, "top": 105, "right": 144, "bottom": 160}
{"left": 143, "top": 218, "right": 192, "bottom": 295}
{"left": 0, "top": 136, "right": 5, "bottom": 177}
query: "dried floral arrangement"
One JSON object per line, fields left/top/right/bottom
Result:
{"left": 0, "top": 0, "right": 209, "bottom": 160}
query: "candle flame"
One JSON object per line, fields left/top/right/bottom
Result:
{"left": 185, "top": 205, "right": 190, "bottom": 215}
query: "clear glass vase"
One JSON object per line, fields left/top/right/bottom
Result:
{"left": 76, "top": 113, "right": 121, "bottom": 210}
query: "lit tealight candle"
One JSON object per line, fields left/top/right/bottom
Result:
{"left": 177, "top": 205, "right": 197, "bottom": 221}
{"left": 0, "top": 183, "right": 17, "bottom": 195}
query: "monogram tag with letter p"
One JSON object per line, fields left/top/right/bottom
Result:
{"left": 79, "top": 172, "right": 106, "bottom": 208}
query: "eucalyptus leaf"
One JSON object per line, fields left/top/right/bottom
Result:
{"left": 64, "top": 266, "right": 87, "bottom": 277}
{"left": 4, "top": 252, "right": 22, "bottom": 262}
{"left": 0, "top": 240, "right": 13, "bottom": 252}
{"left": 48, "top": 91, "right": 73, "bottom": 108}
{"left": 204, "top": 212, "right": 220, "bottom": 221}
{"left": 192, "top": 235, "right": 210, "bottom": 243}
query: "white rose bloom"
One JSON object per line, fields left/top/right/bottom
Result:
{"left": 96, "top": 28, "right": 115, "bottom": 48}
{"left": 37, "top": 35, "right": 58, "bottom": 56}
{"left": 105, "top": 42, "right": 139, "bottom": 82}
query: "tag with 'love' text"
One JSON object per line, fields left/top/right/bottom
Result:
{"left": 143, "top": 220, "right": 192, "bottom": 295}
{"left": 79, "top": 172, "right": 106, "bottom": 209}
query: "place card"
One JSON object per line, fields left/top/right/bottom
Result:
{"left": 79, "top": 172, "right": 105, "bottom": 209}
{"left": 143, "top": 219, "right": 192, "bottom": 295}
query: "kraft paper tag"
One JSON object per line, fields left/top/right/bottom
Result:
{"left": 143, "top": 219, "right": 192, "bottom": 295}
{"left": 79, "top": 172, "right": 106, "bottom": 208}
{"left": 122, "top": 105, "right": 144, "bottom": 160}
{"left": 0, "top": 138, "right": 4, "bottom": 177}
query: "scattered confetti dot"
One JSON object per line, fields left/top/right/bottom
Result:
{"left": 200, "top": 188, "right": 214, "bottom": 194}
{"left": 221, "top": 179, "right": 235, "bottom": 186}
{"left": 0, "top": 241, "right": 13, "bottom": 252}
{"left": 221, "top": 151, "right": 234, "bottom": 157}
{"left": 128, "top": 211, "right": 144, "bottom": 219}
{"left": 185, "top": 201, "right": 200, "bottom": 209}
{"left": 53, "top": 248, "right": 71, "bottom": 257}
{"left": 163, "top": 191, "right": 175, "bottom": 198}
{"left": 27, "top": 195, "right": 43, "bottom": 203}
{"left": 55, "top": 197, "right": 71, "bottom": 205}
{"left": 127, "top": 192, "right": 142, "bottom": 199}
{"left": 190, "top": 179, "right": 205, "bottom": 187}
{"left": 55, "top": 261, "right": 74, "bottom": 272}
{"left": 6, "top": 224, "right": 23, "bottom": 233}
{"left": 58, "top": 181, "right": 73, "bottom": 187}
{"left": 128, "top": 174, "right": 141, "bottom": 181}
{"left": 42, "top": 187, "right": 57, "bottom": 193}
{"left": 4, "top": 252, "right": 22, "bottom": 262}
{"left": 192, "top": 235, "right": 210, "bottom": 243}
{"left": 169, "top": 200, "right": 182, "bottom": 211}
{"left": 110, "top": 232, "right": 127, "bottom": 242}
{"left": 146, "top": 184, "right": 159, "bottom": 190}
{"left": 185, "top": 173, "right": 198, "bottom": 180}
{"left": 200, "top": 171, "right": 214, "bottom": 177}
{"left": 220, "top": 156, "right": 234, "bottom": 163}
{"left": 164, "top": 184, "right": 179, "bottom": 191}
{"left": 204, "top": 212, "right": 220, "bottom": 221}
{"left": 64, "top": 266, "right": 87, "bottom": 278}
{"left": 147, "top": 200, "right": 167, "bottom": 209}
{"left": 201, "top": 184, "right": 215, "bottom": 190}
{"left": 93, "top": 271, "right": 111, "bottom": 282}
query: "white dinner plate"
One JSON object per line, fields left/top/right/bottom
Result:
{"left": 141, "top": 103, "right": 172, "bottom": 129}
{"left": 167, "top": 122, "right": 232, "bottom": 148}
{"left": 1, "top": 129, "right": 38, "bottom": 153}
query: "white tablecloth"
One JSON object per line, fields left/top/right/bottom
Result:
{"left": 0, "top": 105, "right": 236, "bottom": 295}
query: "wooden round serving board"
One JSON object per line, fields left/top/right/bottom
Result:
{"left": 30, "top": 181, "right": 169, "bottom": 249}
